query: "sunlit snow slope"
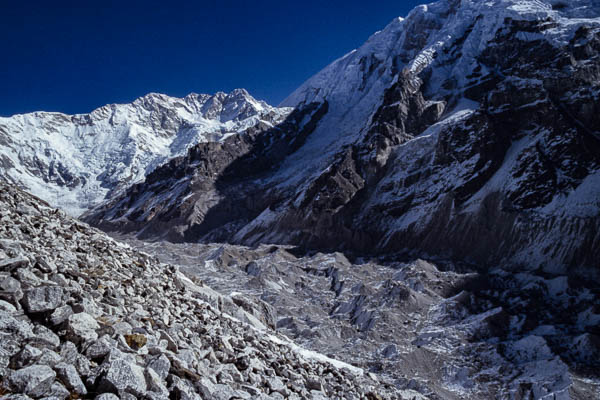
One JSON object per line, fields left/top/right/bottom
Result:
{"left": 0, "top": 90, "right": 291, "bottom": 215}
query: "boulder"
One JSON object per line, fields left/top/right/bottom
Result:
{"left": 7, "top": 364, "right": 56, "bottom": 397}
{"left": 94, "top": 394, "right": 119, "bottom": 400}
{"left": 0, "top": 275, "right": 23, "bottom": 305}
{"left": 0, "top": 256, "right": 29, "bottom": 272}
{"left": 55, "top": 362, "right": 87, "bottom": 395}
{"left": 65, "top": 312, "right": 99, "bottom": 344}
{"left": 97, "top": 358, "right": 147, "bottom": 396}
{"left": 147, "top": 354, "right": 171, "bottom": 381}
{"left": 49, "top": 305, "right": 72, "bottom": 326}
{"left": 12, "top": 345, "right": 43, "bottom": 369}
{"left": 21, "top": 286, "right": 64, "bottom": 313}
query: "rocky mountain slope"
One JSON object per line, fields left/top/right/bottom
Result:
{"left": 85, "top": 0, "right": 600, "bottom": 279}
{"left": 0, "top": 90, "right": 291, "bottom": 215}
{"left": 0, "top": 180, "right": 410, "bottom": 399}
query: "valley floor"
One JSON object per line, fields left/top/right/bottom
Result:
{"left": 122, "top": 237, "right": 600, "bottom": 400}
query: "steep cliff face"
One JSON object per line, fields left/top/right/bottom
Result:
{"left": 86, "top": 0, "right": 600, "bottom": 278}
{"left": 0, "top": 90, "right": 291, "bottom": 215}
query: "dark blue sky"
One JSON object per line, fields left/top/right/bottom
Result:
{"left": 0, "top": 1, "right": 422, "bottom": 116}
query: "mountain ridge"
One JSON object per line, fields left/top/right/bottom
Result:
{"left": 0, "top": 89, "right": 291, "bottom": 216}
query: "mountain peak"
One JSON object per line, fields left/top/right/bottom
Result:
{"left": 228, "top": 88, "right": 251, "bottom": 97}
{"left": 92, "top": 0, "right": 600, "bottom": 281}
{"left": 283, "top": 0, "right": 600, "bottom": 110}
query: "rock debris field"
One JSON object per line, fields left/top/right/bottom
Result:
{"left": 0, "top": 180, "right": 406, "bottom": 400}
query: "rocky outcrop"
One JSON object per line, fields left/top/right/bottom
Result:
{"left": 0, "top": 180, "right": 402, "bottom": 399}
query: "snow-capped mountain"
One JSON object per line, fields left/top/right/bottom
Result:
{"left": 2, "top": 1, "right": 600, "bottom": 398}
{"left": 0, "top": 89, "right": 291, "bottom": 215}
{"left": 88, "top": 0, "right": 600, "bottom": 278}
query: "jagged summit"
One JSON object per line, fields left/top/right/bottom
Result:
{"left": 0, "top": 89, "right": 291, "bottom": 216}
{"left": 283, "top": 0, "right": 600, "bottom": 121}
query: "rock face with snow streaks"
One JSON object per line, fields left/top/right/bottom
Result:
{"left": 87, "top": 0, "right": 600, "bottom": 279}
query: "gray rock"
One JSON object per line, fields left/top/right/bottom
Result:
{"left": 147, "top": 353, "right": 171, "bottom": 381}
{"left": 159, "top": 330, "right": 178, "bottom": 352}
{"left": 111, "top": 320, "right": 133, "bottom": 336}
{"left": 0, "top": 336, "right": 21, "bottom": 360}
{"left": 0, "top": 275, "right": 23, "bottom": 305}
{"left": 3, "top": 395, "right": 34, "bottom": 400}
{"left": 49, "top": 305, "right": 73, "bottom": 326}
{"left": 97, "top": 358, "right": 147, "bottom": 395}
{"left": 382, "top": 344, "right": 397, "bottom": 358}
{"left": 85, "top": 335, "right": 117, "bottom": 359}
{"left": 38, "top": 349, "right": 62, "bottom": 368}
{"left": 0, "top": 298, "right": 17, "bottom": 313}
{"left": 217, "top": 363, "right": 243, "bottom": 383}
{"left": 12, "top": 345, "right": 43, "bottom": 369}
{"left": 22, "top": 286, "right": 64, "bottom": 313}
{"left": 72, "top": 298, "right": 103, "bottom": 318}
{"left": 145, "top": 393, "right": 170, "bottom": 400}
{"left": 241, "top": 384, "right": 261, "bottom": 396}
{"left": 0, "top": 256, "right": 29, "bottom": 272}
{"left": 7, "top": 364, "right": 57, "bottom": 397}
{"left": 55, "top": 362, "right": 87, "bottom": 395}
{"left": 232, "top": 390, "right": 252, "bottom": 399}
{"left": 145, "top": 367, "right": 169, "bottom": 397}
{"left": 35, "top": 257, "right": 57, "bottom": 274}
{"left": 119, "top": 393, "right": 138, "bottom": 400}
{"left": 0, "top": 311, "right": 34, "bottom": 339}
{"left": 196, "top": 377, "right": 238, "bottom": 400}
{"left": 32, "top": 325, "right": 61, "bottom": 349}
{"left": 245, "top": 261, "right": 262, "bottom": 277}
{"left": 57, "top": 341, "right": 90, "bottom": 376}
{"left": 15, "top": 268, "right": 42, "bottom": 288}
{"left": 58, "top": 341, "right": 79, "bottom": 364}
{"left": 306, "top": 376, "right": 324, "bottom": 392}
{"left": 66, "top": 312, "right": 99, "bottom": 344}
{"left": 94, "top": 394, "right": 120, "bottom": 400}
{"left": 73, "top": 353, "right": 91, "bottom": 377}
{"left": 41, "top": 381, "right": 70, "bottom": 400}
{"left": 266, "top": 376, "right": 289, "bottom": 396}
{"left": 309, "top": 391, "right": 329, "bottom": 400}
{"left": 174, "top": 349, "right": 197, "bottom": 369}
{"left": 169, "top": 376, "right": 201, "bottom": 400}
{"left": 49, "top": 273, "right": 69, "bottom": 288}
